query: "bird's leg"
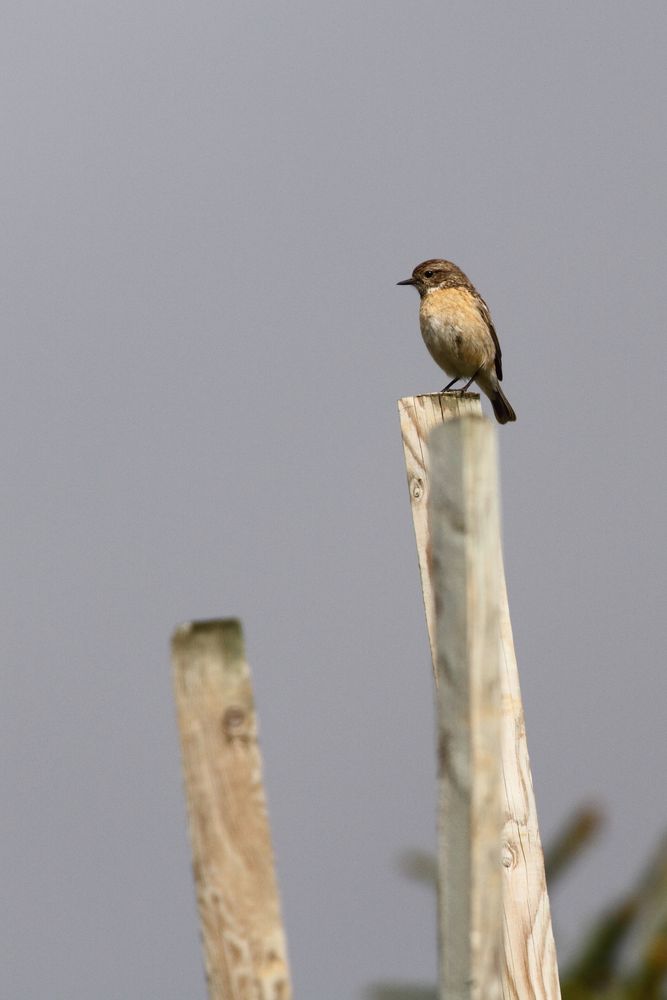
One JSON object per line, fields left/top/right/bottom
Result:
{"left": 440, "top": 376, "right": 462, "bottom": 393}
{"left": 460, "top": 368, "right": 482, "bottom": 393}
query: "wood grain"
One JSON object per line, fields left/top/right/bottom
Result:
{"left": 497, "top": 576, "right": 561, "bottom": 999}
{"left": 172, "top": 620, "right": 291, "bottom": 1000}
{"left": 398, "top": 394, "right": 561, "bottom": 999}
{"left": 429, "top": 417, "right": 503, "bottom": 1000}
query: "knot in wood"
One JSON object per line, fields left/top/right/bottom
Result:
{"left": 222, "top": 706, "right": 247, "bottom": 741}
{"left": 501, "top": 840, "right": 518, "bottom": 870}
{"left": 410, "top": 476, "right": 424, "bottom": 501}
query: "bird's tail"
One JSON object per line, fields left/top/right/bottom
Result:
{"left": 490, "top": 385, "right": 517, "bottom": 424}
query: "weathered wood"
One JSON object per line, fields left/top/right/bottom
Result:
{"left": 429, "top": 417, "right": 503, "bottom": 1000}
{"left": 172, "top": 619, "right": 291, "bottom": 1000}
{"left": 497, "top": 576, "right": 561, "bottom": 999}
{"left": 397, "top": 393, "right": 481, "bottom": 680}
{"left": 398, "top": 394, "right": 561, "bottom": 1000}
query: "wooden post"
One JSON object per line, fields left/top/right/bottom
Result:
{"left": 172, "top": 619, "right": 292, "bottom": 1000}
{"left": 398, "top": 394, "right": 561, "bottom": 1000}
{"left": 398, "top": 393, "right": 481, "bottom": 680}
{"left": 429, "top": 417, "right": 503, "bottom": 999}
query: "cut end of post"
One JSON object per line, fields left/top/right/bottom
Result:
{"left": 171, "top": 618, "right": 247, "bottom": 681}
{"left": 172, "top": 616, "right": 242, "bottom": 638}
{"left": 397, "top": 390, "right": 480, "bottom": 409}
{"left": 171, "top": 617, "right": 243, "bottom": 646}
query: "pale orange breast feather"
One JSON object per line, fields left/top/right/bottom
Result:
{"left": 418, "top": 287, "right": 495, "bottom": 377}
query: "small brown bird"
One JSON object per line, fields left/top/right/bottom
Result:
{"left": 398, "top": 259, "right": 516, "bottom": 424}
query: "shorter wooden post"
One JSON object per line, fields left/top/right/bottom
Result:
{"left": 429, "top": 417, "right": 503, "bottom": 1000}
{"left": 172, "top": 619, "right": 291, "bottom": 1000}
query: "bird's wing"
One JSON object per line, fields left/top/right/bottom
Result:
{"left": 475, "top": 293, "right": 503, "bottom": 381}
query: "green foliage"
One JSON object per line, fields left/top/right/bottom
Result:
{"left": 368, "top": 808, "right": 667, "bottom": 999}
{"left": 558, "top": 818, "right": 667, "bottom": 1000}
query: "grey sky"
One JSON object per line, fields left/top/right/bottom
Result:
{"left": 2, "top": 2, "right": 666, "bottom": 997}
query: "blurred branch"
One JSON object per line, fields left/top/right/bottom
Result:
{"left": 397, "top": 850, "right": 437, "bottom": 890}
{"left": 563, "top": 833, "right": 667, "bottom": 994}
{"left": 627, "top": 921, "right": 667, "bottom": 997}
{"left": 622, "top": 835, "right": 667, "bottom": 971}
{"left": 545, "top": 806, "right": 604, "bottom": 886}
{"left": 364, "top": 987, "right": 437, "bottom": 1000}
{"left": 562, "top": 899, "right": 638, "bottom": 990}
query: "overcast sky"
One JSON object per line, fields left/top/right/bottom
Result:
{"left": 2, "top": 2, "right": 667, "bottom": 997}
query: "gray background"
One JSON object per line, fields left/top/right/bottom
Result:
{"left": 2, "top": 2, "right": 666, "bottom": 997}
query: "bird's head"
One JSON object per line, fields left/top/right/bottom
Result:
{"left": 397, "top": 259, "right": 468, "bottom": 296}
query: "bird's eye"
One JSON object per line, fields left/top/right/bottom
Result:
{"left": 424, "top": 270, "right": 434, "bottom": 278}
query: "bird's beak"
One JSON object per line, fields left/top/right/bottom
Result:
{"left": 397, "top": 278, "right": 416, "bottom": 286}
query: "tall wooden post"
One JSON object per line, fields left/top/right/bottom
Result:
{"left": 429, "top": 417, "right": 503, "bottom": 999}
{"left": 172, "top": 619, "right": 291, "bottom": 1000}
{"left": 398, "top": 394, "right": 561, "bottom": 999}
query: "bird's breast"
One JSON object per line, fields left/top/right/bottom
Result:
{"left": 418, "top": 287, "right": 494, "bottom": 376}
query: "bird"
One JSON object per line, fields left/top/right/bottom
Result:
{"left": 397, "top": 259, "right": 516, "bottom": 424}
